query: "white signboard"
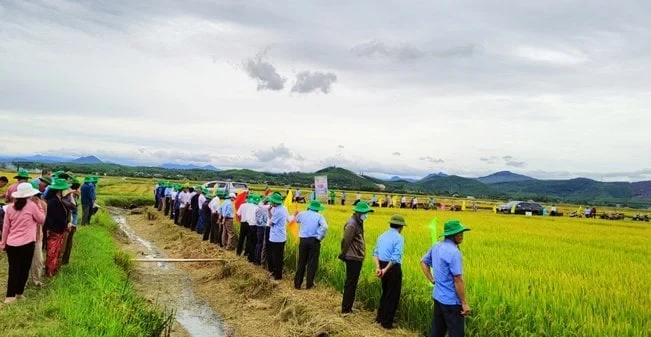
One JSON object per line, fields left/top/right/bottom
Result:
{"left": 314, "top": 175, "right": 328, "bottom": 197}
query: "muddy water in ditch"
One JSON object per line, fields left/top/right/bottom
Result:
{"left": 113, "top": 215, "right": 226, "bottom": 337}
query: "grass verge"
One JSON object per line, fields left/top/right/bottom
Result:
{"left": 0, "top": 210, "right": 173, "bottom": 337}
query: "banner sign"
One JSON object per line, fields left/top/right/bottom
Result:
{"left": 314, "top": 175, "right": 328, "bottom": 197}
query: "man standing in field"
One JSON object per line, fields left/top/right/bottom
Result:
{"left": 291, "top": 200, "right": 328, "bottom": 289}
{"left": 220, "top": 193, "right": 236, "bottom": 250}
{"left": 163, "top": 182, "right": 172, "bottom": 217}
{"left": 339, "top": 201, "right": 374, "bottom": 314}
{"left": 421, "top": 220, "right": 471, "bottom": 337}
{"left": 373, "top": 214, "right": 406, "bottom": 329}
{"left": 268, "top": 193, "right": 289, "bottom": 280}
{"left": 80, "top": 176, "right": 96, "bottom": 225}
{"left": 206, "top": 190, "right": 221, "bottom": 244}
{"left": 341, "top": 191, "right": 347, "bottom": 205}
{"left": 328, "top": 189, "right": 336, "bottom": 205}
{"left": 236, "top": 195, "right": 252, "bottom": 256}
{"left": 31, "top": 169, "right": 51, "bottom": 193}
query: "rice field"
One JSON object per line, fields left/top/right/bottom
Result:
{"left": 1, "top": 173, "right": 649, "bottom": 336}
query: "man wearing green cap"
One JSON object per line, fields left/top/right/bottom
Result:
{"left": 339, "top": 201, "right": 374, "bottom": 314}
{"left": 328, "top": 189, "right": 336, "bottom": 205}
{"left": 291, "top": 200, "right": 328, "bottom": 290}
{"left": 373, "top": 215, "right": 406, "bottom": 329}
{"left": 421, "top": 220, "right": 471, "bottom": 337}
{"left": 267, "top": 192, "right": 289, "bottom": 280}
{"left": 31, "top": 168, "right": 52, "bottom": 193}
{"left": 4, "top": 169, "right": 30, "bottom": 203}
{"left": 244, "top": 194, "right": 261, "bottom": 263}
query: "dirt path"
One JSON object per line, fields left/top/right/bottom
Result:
{"left": 113, "top": 212, "right": 227, "bottom": 337}
{"left": 120, "top": 208, "right": 419, "bottom": 337}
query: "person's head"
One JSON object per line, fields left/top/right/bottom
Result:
{"left": 307, "top": 200, "right": 324, "bottom": 213}
{"left": 352, "top": 201, "right": 374, "bottom": 221}
{"left": 268, "top": 193, "right": 282, "bottom": 206}
{"left": 12, "top": 182, "right": 40, "bottom": 211}
{"left": 41, "top": 169, "right": 52, "bottom": 178}
{"left": 229, "top": 192, "right": 237, "bottom": 201}
{"left": 442, "top": 220, "right": 470, "bottom": 245}
{"left": 388, "top": 214, "right": 406, "bottom": 233}
{"left": 14, "top": 169, "right": 30, "bottom": 182}
{"left": 48, "top": 178, "right": 72, "bottom": 199}
{"left": 0, "top": 176, "right": 8, "bottom": 188}
{"left": 189, "top": 187, "right": 195, "bottom": 193}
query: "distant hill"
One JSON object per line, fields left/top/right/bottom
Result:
{"left": 388, "top": 176, "right": 418, "bottom": 183}
{"left": 160, "top": 163, "right": 219, "bottom": 171}
{"left": 490, "top": 178, "right": 633, "bottom": 202}
{"left": 478, "top": 171, "right": 535, "bottom": 184}
{"left": 71, "top": 156, "right": 103, "bottom": 164}
{"left": 630, "top": 181, "right": 651, "bottom": 199}
{"left": 0, "top": 155, "right": 72, "bottom": 163}
{"left": 417, "top": 175, "right": 494, "bottom": 197}
{"left": 420, "top": 172, "right": 448, "bottom": 180}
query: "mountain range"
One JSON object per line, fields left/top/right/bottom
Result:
{"left": 1, "top": 155, "right": 650, "bottom": 206}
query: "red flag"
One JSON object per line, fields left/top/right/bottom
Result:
{"left": 234, "top": 191, "right": 248, "bottom": 222}
{"left": 264, "top": 188, "right": 271, "bottom": 196}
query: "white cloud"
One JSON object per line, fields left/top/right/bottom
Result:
{"left": 0, "top": 0, "right": 650, "bottom": 181}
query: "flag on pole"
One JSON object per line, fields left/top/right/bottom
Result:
{"left": 284, "top": 190, "right": 299, "bottom": 242}
{"left": 461, "top": 200, "right": 466, "bottom": 211}
{"left": 428, "top": 218, "right": 438, "bottom": 245}
{"left": 493, "top": 205, "right": 497, "bottom": 214}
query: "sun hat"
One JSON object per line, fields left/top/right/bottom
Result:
{"left": 55, "top": 171, "right": 70, "bottom": 179}
{"left": 65, "top": 171, "right": 74, "bottom": 178}
{"left": 441, "top": 220, "right": 470, "bottom": 237}
{"left": 268, "top": 193, "right": 283, "bottom": 205}
{"left": 12, "top": 182, "right": 40, "bottom": 199}
{"left": 353, "top": 201, "right": 374, "bottom": 214}
{"left": 70, "top": 176, "right": 80, "bottom": 185}
{"left": 14, "top": 169, "right": 30, "bottom": 180}
{"left": 389, "top": 214, "right": 406, "bottom": 227}
{"left": 39, "top": 176, "right": 52, "bottom": 185}
{"left": 30, "top": 181, "right": 40, "bottom": 190}
{"left": 307, "top": 200, "right": 325, "bottom": 212}
{"left": 229, "top": 192, "right": 237, "bottom": 199}
{"left": 91, "top": 176, "right": 100, "bottom": 183}
{"left": 49, "top": 178, "right": 72, "bottom": 191}
{"left": 84, "top": 176, "right": 94, "bottom": 183}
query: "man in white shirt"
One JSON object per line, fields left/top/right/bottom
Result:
{"left": 244, "top": 195, "right": 261, "bottom": 263}
{"left": 180, "top": 186, "right": 193, "bottom": 228}
{"left": 208, "top": 191, "right": 222, "bottom": 245}
{"left": 236, "top": 196, "right": 252, "bottom": 256}
{"left": 169, "top": 186, "right": 178, "bottom": 220}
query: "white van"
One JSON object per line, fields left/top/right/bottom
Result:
{"left": 202, "top": 181, "right": 248, "bottom": 195}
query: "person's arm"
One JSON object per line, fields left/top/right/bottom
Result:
{"left": 374, "top": 256, "right": 383, "bottom": 277}
{"left": 91, "top": 185, "right": 96, "bottom": 203}
{"left": 339, "top": 223, "right": 355, "bottom": 259}
{"left": 30, "top": 200, "right": 46, "bottom": 225}
{"left": 317, "top": 215, "right": 328, "bottom": 241}
{"left": 454, "top": 275, "right": 470, "bottom": 315}
{"left": 1, "top": 209, "right": 11, "bottom": 250}
{"left": 420, "top": 249, "right": 435, "bottom": 284}
{"left": 449, "top": 251, "right": 470, "bottom": 316}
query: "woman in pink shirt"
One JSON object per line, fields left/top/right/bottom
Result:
{"left": 1, "top": 183, "right": 45, "bottom": 304}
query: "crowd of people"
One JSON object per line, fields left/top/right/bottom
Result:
{"left": 154, "top": 182, "right": 472, "bottom": 336}
{"left": 0, "top": 169, "right": 98, "bottom": 304}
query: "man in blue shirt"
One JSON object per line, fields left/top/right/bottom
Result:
{"left": 421, "top": 220, "right": 471, "bottom": 337}
{"left": 220, "top": 193, "right": 236, "bottom": 250}
{"left": 268, "top": 193, "right": 288, "bottom": 280}
{"left": 292, "top": 200, "right": 328, "bottom": 289}
{"left": 373, "top": 214, "right": 406, "bottom": 329}
{"left": 80, "top": 176, "right": 96, "bottom": 225}
{"left": 163, "top": 183, "right": 172, "bottom": 216}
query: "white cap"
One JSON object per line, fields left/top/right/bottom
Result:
{"left": 12, "top": 182, "right": 40, "bottom": 199}
{"left": 229, "top": 192, "right": 236, "bottom": 198}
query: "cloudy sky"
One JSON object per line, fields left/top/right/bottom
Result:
{"left": 1, "top": 1, "right": 650, "bottom": 181}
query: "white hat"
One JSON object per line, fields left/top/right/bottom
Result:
{"left": 229, "top": 192, "right": 236, "bottom": 198}
{"left": 12, "top": 182, "right": 40, "bottom": 199}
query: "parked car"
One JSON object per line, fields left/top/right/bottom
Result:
{"left": 498, "top": 201, "right": 544, "bottom": 215}
{"left": 202, "top": 181, "right": 248, "bottom": 195}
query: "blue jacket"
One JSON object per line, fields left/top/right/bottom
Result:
{"left": 80, "top": 183, "right": 96, "bottom": 206}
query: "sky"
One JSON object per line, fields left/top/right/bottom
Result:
{"left": 1, "top": 0, "right": 650, "bottom": 182}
